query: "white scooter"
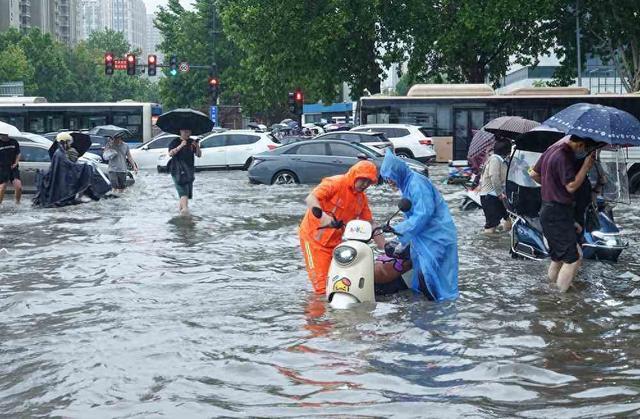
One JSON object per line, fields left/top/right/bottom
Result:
{"left": 312, "top": 199, "right": 413, "bottom": 309}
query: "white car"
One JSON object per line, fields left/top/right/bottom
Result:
{"left": 130, "top": 133, "right": 179, "bottom": 169}
{"left": 157, "top": 130, "right": 280, "bottom": 171}
{"left": 351, "top": 124, "right": 436, "bottom": 162}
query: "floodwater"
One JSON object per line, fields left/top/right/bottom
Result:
{"left": 1, "top": 166, "right": 640, "bottom": 418}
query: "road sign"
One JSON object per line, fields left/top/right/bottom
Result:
{"left": 210, "top": 106, "right": 218, "bottom": 126}
{"left": 179, "top": 62, "right": 190, "bottom": 73}
{"left": 114, "top": 59, "right": 127, "bottom": 70}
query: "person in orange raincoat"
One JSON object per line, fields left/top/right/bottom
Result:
{"left": 299, "top": 160, "right": 386, "bottom": 294}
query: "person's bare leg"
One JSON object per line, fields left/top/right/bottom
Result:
{"left": 179, "top": 196, "right": 189, "bottom": 214}
{"left": 556, "top": 245, "right": 582, "bottom": 292}
{"left": 13, "top": 179, "right": 22, "bottom": 204}
{"left": 501, "top": 218, "right": 512, "bottom": 231}
{"left": 548, "top": 261, "right": 562, "bottom": 283}
{"left": 0, "top": 183, "right": 5, "bottom": 204}
{"left": 483, "top": 227, "right": 497, "bottom": 234}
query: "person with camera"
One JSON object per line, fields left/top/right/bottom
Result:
{"left": 167, "top": 129, "right": 201, "bottom": 215}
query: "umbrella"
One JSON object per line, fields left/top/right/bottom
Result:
{"left": 48, "top": 132, "right": 92, "bottom": 158}
{"left": 0, "top": 121, "right": 21, "bottom": 137}
{"left": 544, "top": 102, "right": 640, "bottom": 146}
{"left": 483, "top": 116, "right": 540, "bottom": 140}
{"left": 467, "top": 129, "right": 495, "bottom": 173}
{"left": 88, "top": 125, "right": 132, "bottom": 138}
{"left": 514, "top": 125, "right": 565, "bottom": 153}
{"left": 156, "top": 108, "right": 214, "bottom": 136}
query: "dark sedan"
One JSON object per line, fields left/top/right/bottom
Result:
{"left": 248, "top": 139, "right": 428, "bottom": 185}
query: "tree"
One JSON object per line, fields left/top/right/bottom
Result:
{"left": 380, "top": 0, "right": 557, "bottom": 86}
{"left": 0, "top": 44, "right": 35, "bottom": 89}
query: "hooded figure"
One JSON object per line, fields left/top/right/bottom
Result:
{"left": 299, "top": 160, "right": 381, "bottom": 294}
{"left": 380, "top": 150, "right": 459, "bottom": 301}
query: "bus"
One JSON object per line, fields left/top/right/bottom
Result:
{"left": 357, "top": 84, "right": 640, "bottom": 160}
{"left": 0, "top": 98, "right": 162, "bottom": 143}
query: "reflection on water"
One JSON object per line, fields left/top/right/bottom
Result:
{"left": 1, "top": 168, "right": 640, "bottom": 418}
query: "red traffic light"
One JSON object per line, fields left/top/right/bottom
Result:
{"left": 127, "top": 54, "right": 135, "bottom": 63}
{"left": 209, "top": 78, "right": 219, "bottom": 86}
{"left": 294, "top": 90, "right": 303, "bottom": 102}
{"left": 105, "top": 53, "right": 113, "bottom": 62}
{"left": 148, "top": 55, "right": 156, "bottom": 64}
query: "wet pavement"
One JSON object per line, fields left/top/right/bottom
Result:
{"left": 1, "top": 166, "right": 640, "bottom": 418}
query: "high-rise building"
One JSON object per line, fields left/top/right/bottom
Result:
{"left": 78, "top": 0, "right": 146, "bottom": 54}
{"left": 16, "top": 0, "right": 79, "bottom": 46}
{"left": 146, "top": 13, "right": 163, "bottom": 60}
{"left": 0, "top": 0, "right": 21, "bottom": 32}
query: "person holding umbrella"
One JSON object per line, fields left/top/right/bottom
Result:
{"left": 527, "top": 103, "right": 640, "bottom": 292}
{"left": 156, "top": 109, "right": 213, "bottom": 215}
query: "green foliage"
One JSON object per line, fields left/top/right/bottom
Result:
{"left": 0, "top": 28, "right": 157, "bottom": 102}
{"left": 380, "top": 0, "right": 557, "bottom": 85}
{"left": 0, "top": 43, "right": 35, "bottom": 89}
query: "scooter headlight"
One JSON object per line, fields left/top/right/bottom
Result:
{"left": 334, "top": 245, "right": 357, "bottom": 265}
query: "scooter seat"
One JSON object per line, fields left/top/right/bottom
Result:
{"left": 523, "top": 216, "right": 544, "bottom": 233}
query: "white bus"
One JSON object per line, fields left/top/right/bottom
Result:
{"left": 0, "top": 98, "right": 162, "bottom": 143}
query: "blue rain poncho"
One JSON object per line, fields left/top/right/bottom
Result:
{"left": 380, "top": 150, "right": 459, "bottom": 301}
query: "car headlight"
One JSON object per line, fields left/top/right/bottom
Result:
{"left": 334, "top": 245, "right": 357, "bottom": 265}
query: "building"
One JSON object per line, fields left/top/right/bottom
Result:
{"left": 0, "top": 0, "right": 21, "bottom": 31}
{"left": 78, "top": 0, "right": 147, "bottom": 54}
{"left": 146, "top": 13, "right": 163, "bottom": 60}
{"left": 13, "top": 0, "right": 79, "bottom": 46}
{"left": 497, "top": 52, "right": 625, "bottom": 95}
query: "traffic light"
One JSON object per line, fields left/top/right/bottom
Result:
{"left": 294, "top": 88, "right": 304, "bottom": 115}
{"left": 104, "top": 52, "right": 114, "bottom": 75}
{"left": 287, "top": 92, "right": 295, "bottom": 113}
{"left": 169, "top": 55, "right": 178, "bottom": 76}
{"left": 147, "top": 54, "right": 157, "bottom": 76}
{"left": 126, "top": 53, "right": 136, "bottom": 75}
{"left": 208, "top": 76, "right": 220, "bottom": 102}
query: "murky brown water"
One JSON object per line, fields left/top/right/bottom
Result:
{"left": 1, "top": 166, "right": 640, "bottom": 418}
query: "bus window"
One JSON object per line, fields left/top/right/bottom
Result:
{"left": 28, "top": 115, "right": 46, "bottom": 133}
{"left": 436, "top": 104, "right": 452, "bottom": 136}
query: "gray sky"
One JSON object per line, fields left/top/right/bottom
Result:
{"left": 143, "top": 0, "right": 194, "bottom": 14}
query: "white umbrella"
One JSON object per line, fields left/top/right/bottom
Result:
{"left": 0, "top": 121, "right": 21, "bottom": 137}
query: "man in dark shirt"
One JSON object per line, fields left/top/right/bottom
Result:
{"left": 0, "top": 132, "right": 22, "bottom": 204}
{"left": 530, "top": 135, "right": 598, "bottom": 292}
{"left": 168, "top": 129, "right": 201, "bottom": 215}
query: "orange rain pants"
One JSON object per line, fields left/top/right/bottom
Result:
{"left": 298, "top": 161, "right": 378, "bottom": 294}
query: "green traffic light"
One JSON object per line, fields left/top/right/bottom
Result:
{"left": 170, "top": 69, "right": 177, "bottom": 76}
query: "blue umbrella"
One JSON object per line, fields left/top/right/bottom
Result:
{"left": 544, "top": 103, "right": 640, "bottom": 146}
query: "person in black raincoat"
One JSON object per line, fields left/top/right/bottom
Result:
{"left": 33, "top": 133, "right": 109, "bottom": 207}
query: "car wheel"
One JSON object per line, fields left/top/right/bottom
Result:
{"left": 243, "top": 158, "right": 253, "bottom": 171}
{"left": 395, "top": 149, "right": 413, "bottom": 159}
{"left": 272, "top": 170, "right": 299, "bottom": 185}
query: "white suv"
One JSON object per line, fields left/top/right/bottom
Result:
{"left": 157, "top": 130, "right": 280, "bottom": 171}
{"left": 351, "top": 124, "right": 435, "bottom": 162}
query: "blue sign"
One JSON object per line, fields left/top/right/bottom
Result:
{"left": 209, "top": 105, "right": 218, "bottom": 126}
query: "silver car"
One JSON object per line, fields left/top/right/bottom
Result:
{"left": 6, "top": 142, "right": 113, "bottom": 194}
{"left": 248, "top": 139, "right": 428, "bottom": 185}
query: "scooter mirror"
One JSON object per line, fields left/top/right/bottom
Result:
{"left": 311, "top": 207, "right": 323, "bottom": 219}
{"left": 398, "top": 198, "right": 412, "bottom": 212}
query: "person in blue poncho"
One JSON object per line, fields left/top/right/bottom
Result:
{"left": 380, "top": 150, "right": 459, "bottom": 301}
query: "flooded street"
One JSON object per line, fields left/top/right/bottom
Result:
{"left": 1, "top": 166, "right": 640, "bottom": 418}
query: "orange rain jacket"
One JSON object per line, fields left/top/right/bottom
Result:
{"left": 299, "top": 161, "right": 378, "bottom": 294}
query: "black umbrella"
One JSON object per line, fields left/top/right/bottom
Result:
{"left": 156, "top": 108, "right": 214, "bottom": 135}
{"left": 88, "top": 125, "right": 132, "bottom": 138}
{"left": 483, "top": 116, "right": 540, "bottom": 140}
{"left": 514, "top": 125, "right": 565, "bottom": 153}
{"left": 48, "top": 132, "right": 92, "bottom": 158}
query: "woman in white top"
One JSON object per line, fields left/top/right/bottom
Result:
{"left": 479, "top": 139, "right": 512, "bottom": 233}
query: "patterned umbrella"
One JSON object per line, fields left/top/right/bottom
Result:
{"left": 467, "top": 129, "right": 495, "bottom": 173}
{"left": 483, "top": 116, "right": 541, "bottom": 140}
{"left": 544, "top": 102, "right": 640, "bottom": 146}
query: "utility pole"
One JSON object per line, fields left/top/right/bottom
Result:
{"left": 576, "top": 0, "right": 582, "bottom": 87}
